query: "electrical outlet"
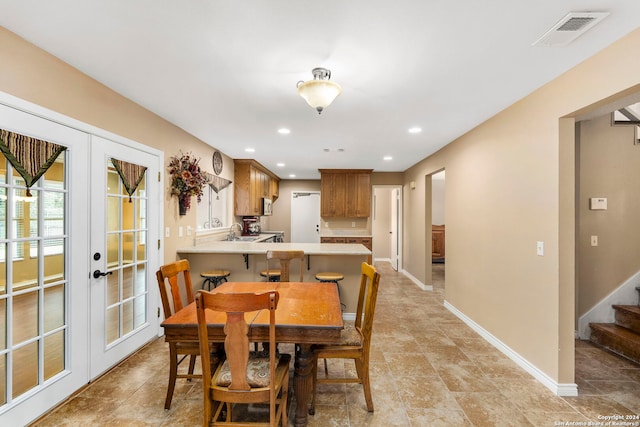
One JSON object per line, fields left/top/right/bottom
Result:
{"left": 178, "top": 226, "right": 183, "bottom": 237}
{"left": 351, "top": 222, "right": 356, "bottom": 228}
{"left": 165, "top": 227, "right": 170, "bottom": 238}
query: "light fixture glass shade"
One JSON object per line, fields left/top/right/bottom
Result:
{"left": 297, "top": 68, "right": 342, "bottom": 114}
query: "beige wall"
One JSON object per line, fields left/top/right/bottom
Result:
{"left": 578, "top": 114, "right": 640, "bottom": 316}
{"left": 404, "top": 29, "right": 640, "bottom": 385}
{"left": 0, "top": 27, "right": 234, "bottom": 265}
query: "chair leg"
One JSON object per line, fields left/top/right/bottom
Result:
{"left": 357, "top": 358, "right": 374, "bottom": 412}
{"left": 164, "top": 343, "right": 178, "bottom": 409}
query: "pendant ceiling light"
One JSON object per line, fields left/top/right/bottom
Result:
{"left": 296, "top": 67, "right": 342, "bottom": 114}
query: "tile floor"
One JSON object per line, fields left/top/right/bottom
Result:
{"left": 32, "top": 262, "right": 640, "bottom": 426}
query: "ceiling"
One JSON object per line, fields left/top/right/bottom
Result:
{"left": 1, "top": 1, "right": 639, "bottom": 179}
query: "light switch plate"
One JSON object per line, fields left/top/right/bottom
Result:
{"left": 589, "top": 197, "right": 607, "bottom": 210}
{"left": 536, "top": 241, "right": 544, "bottom": 256}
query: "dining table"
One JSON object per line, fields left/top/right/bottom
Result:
{"left": 160, "top": 280, "right": 344, "bottom": 427}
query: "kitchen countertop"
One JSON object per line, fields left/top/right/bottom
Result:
{"left": 177, "top": 241, "right": 371, "bottom": 255}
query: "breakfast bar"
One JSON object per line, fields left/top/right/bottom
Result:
{"left": 177, "top": 241, "right": 371, "bottom": 313}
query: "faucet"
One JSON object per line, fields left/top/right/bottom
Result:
{"left": 228, "top": 223, "right": 242, "bottom": 240}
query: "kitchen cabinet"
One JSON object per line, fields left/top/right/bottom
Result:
{"left": 322, "top": 236, "right": 372, "bottom": 263}
{"left": 319, "top": 169, "right": 372, "bottom": 218}
{"left": 234, "top": 159, "right": 280, "bottom": 216}
{"left": 432, "top": 224, "right": 445, "bottom": 261}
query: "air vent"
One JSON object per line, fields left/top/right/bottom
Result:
{"left": 532, "top": 12, "right": 609, "bottom": 47}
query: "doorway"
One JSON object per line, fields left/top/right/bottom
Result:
{"left": 372, "top": 185, "right": 402, "bottom": 271}
{"left": 290, "top": 191, "right": 320, "bottom": 243}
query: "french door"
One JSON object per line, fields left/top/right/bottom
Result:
{"left": 89, "top": 135, "right": 160, "bottom": 379}
{"left": 0, "top": 99, "right": 162, "bottom": 425}
{"left": 0, "top": 102, "right": 90, "bottom": 426}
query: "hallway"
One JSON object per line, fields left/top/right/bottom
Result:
{"left": 32, "top": 262, "right": 640, "bottom": 426}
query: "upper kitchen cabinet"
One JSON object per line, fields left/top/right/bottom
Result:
{"left": 319, "top": 169, "right": 372, "bottom": 218}
{"left": 234, "top": 159, "right": 280, "bottom": 216}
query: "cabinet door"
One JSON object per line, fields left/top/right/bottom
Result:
{"left": 321, "top": 173, "right": 346, "bottom": 217}
{"left": 345, "top": 173, "right": 371, "bottom": 217}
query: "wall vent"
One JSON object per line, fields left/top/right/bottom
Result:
{"left": 532, "top": 12, "right": 609, "bottom": 47}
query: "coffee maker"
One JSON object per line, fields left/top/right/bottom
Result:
{"left": 242, "top": 216, "right": 261, "bottom": 236}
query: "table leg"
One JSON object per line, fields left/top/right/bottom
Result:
{"left": 293, "top": 343, "right": 314, "bottom": 427}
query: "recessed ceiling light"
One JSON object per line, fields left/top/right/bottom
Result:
{"left": 408, "top": 127, "right": 422, "bottom": 134}
{"left": 277, "top": 128, "right": 291, "bottom": 135}
{"left": 383, "top": 156, "right": 393, "bottom": 161}
{"left": 245, "top": 147, "right": 255, "bottom": 153}
{"left": 277, "top": 162, "right": 285, "bottom": 167}
{"left": 288, "top": 174, "right": 296, "bottom": 178}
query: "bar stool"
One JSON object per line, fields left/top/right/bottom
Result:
{"left": 260, "top": 269, "right": 281, "bottom": 282}
{"left": 315, "top": 272, "right": 345, "bottom": 310}
{"left": 200, "top": 269, "right": 231, "bottom": 290}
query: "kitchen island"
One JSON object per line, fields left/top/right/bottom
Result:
{"left": 177, "top": 241, "right": 371, "bottom": 315}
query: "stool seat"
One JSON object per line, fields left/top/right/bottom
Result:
{"left": 315, "top": 272, "right": 344, "bottom": 282}
{"left": 200, "top": 269, "right": 231, "bottom": 290}
{"left": 260, "top": 269, "right": 281, "bottom": 282}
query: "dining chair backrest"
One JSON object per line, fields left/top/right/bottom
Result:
{"left": 266, "top": 250, "right": 304, "bottom": 282}
{"left": 355, "top": 262, "right": 381, "bottom": 345}
{"left": 156, "top": 259, "right": 195, "bottom": 319}
{"left": 196, "top": 290, "right": 288, "bottom": 426}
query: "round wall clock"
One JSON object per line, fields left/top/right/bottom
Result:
{"left": 212, "top": 151, "right": 223, "bottom": 175}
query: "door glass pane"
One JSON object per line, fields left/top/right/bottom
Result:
{"left": 13, "top": 291, "right": 38, "bottom": 344}
{"left": 0, "top": 353, "right": 5, "bottom": 404}
{"left": 0, "top": 244, "right": 6, "bottom": 295}
{"left": 14, "top": 242, "right": 38, "bottom": 291}
{"left": 43, "top": 240, "right": 64, "bottom": 284}
{"left": 0, "top": 299, "right": 5, "bottom": 349}
{"left": 106, "top": 196, "right": 120, "bottom": 232}
{"left": 122, "top": 266, "right": 133, "bottom": 300}
{"left": 106, "top": 233, "right": 119, "bottom": 267}
{"left": 0, "top": 187, "right": 6, "bottom": 239}
{"left": 106, "top": 272, "right": 119, "bottom": 306}
{"left": 44, "top": 285, "right": 64, "bottom": 332}
{"left": 106, "top": 307, "right": 119, "bottom": 344}
{"left": 122, "top": 232, "right": 134, "bottom": 265}
{"left": 13, "top": 341, "right": 38, "bottom": 398}
{"left": 104, "top": 159, "right": 148, "bottom": 346}
{"left": 44, "top": 331, "right": 64, "bottom": 381}
{"left": 122, "top": 300, "right": 134, "bottom": 335}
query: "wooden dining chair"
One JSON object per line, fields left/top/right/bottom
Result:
{"left": 309, "top": 262, "right": 381, "bottom": 414}
{"left": 196, "top": 290, "right": 291, "bottom": 426}
{"left": 263, "top": 250, "right": 304, "bottom": 282}
{"left": 156, "top": 259, "right": 201, "bottom": 409}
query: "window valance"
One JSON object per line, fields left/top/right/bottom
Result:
{"left": 0, "top": 128, "right": 67, "bottom": 196}
{"left": 111, "top": 159, "right": 147, "bottom": 202}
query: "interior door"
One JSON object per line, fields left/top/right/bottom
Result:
{"left": 0, "top": 103, "right": 90, "bottom": 426}
{"left": 390, "top": 188, "right": 400, "bottom": 271}
{"left": 291, "top": 192, "right": 320, "bottom": 243}
{"left": 89, "top": 135, "right": 160, "bottom": 379}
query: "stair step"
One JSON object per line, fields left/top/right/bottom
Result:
{"left": 612, "top": 305, "right": 640, "bottom": 334}
{"left": 589, "top": 323, "right": 640, "bottom": 365}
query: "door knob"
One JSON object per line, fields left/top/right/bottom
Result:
{"left": 93, "top": 270, "right": 113, "bottom": 279}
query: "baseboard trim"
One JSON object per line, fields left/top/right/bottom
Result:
{"left": 445, "top": 301, "right": 578, "bottom": 397}
{"left": 402, "top": 268, "right": 433, "bottom": 291}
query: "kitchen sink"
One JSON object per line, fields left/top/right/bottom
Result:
{"left": 226, "top": 235, "right": 261, "bottom": 242}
